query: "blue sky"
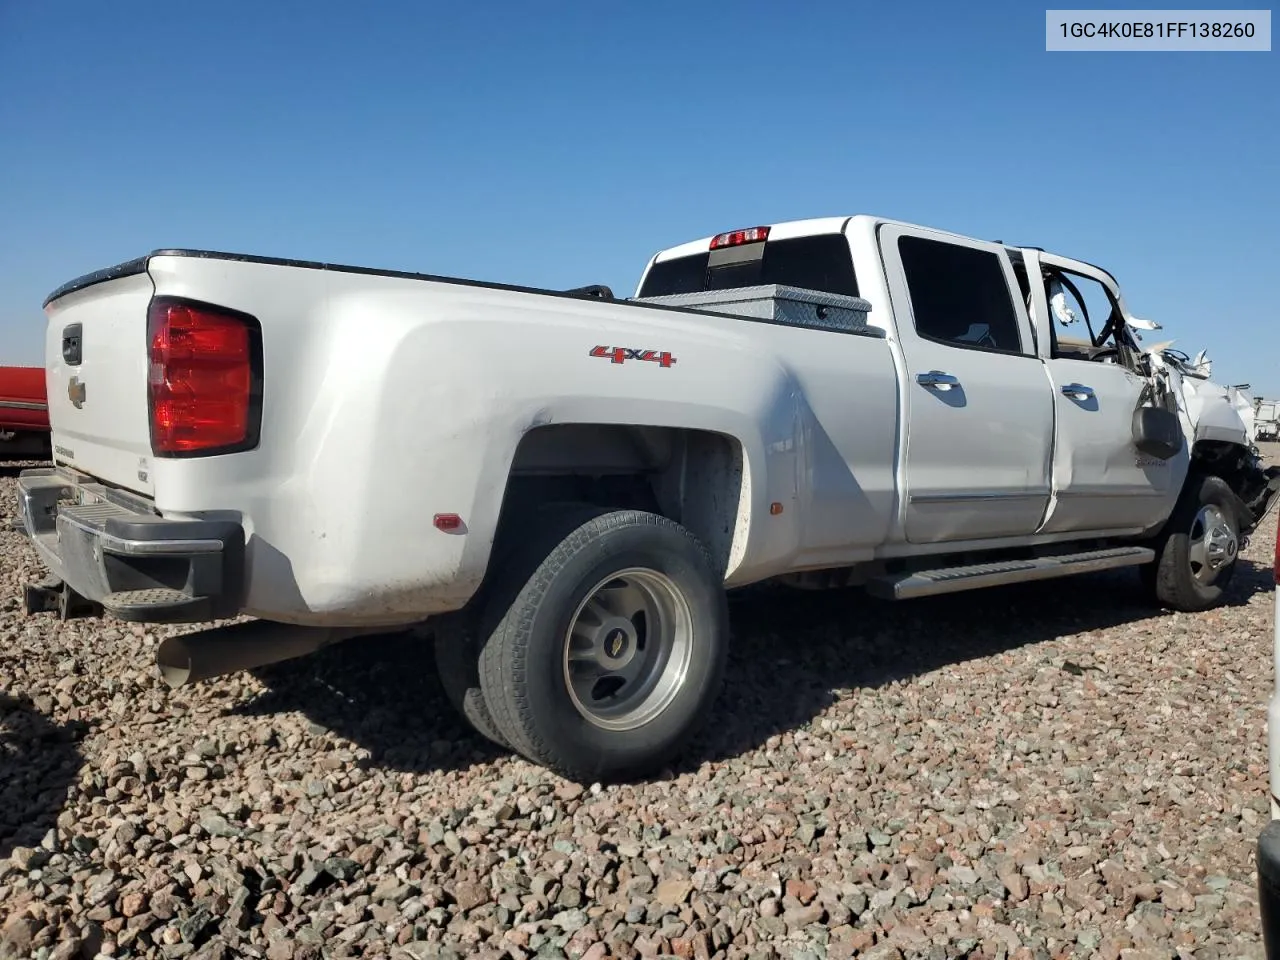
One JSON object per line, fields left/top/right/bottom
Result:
{"left": 1, "top": 2, "right": 1276, "bottom": 395}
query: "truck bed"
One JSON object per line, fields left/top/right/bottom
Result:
{"left": 33, "top": 247, "right": 899, "bottom": 626}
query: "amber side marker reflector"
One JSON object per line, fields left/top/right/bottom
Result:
{"left": 769, "top": 502, "right": 784, "bottom": 515}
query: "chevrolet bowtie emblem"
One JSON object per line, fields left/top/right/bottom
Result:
{"left": 67, "top": 376, "right": 86, "bottom": 408}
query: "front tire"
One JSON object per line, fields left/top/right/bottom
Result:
{"left": 1146, "top": 474, "right": 1241, "bottom": 611}
{"left": 477, "top": 507, "right": 729, "bottom": 783}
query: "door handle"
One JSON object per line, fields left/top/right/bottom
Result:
{"left": 916, "top": 370, "right": 960, "bottom": 390}
{"left": 62, "top": 323, "right": 83, "bottom": 366}
{"left": 1061, "top": 383, "right": 1095, "bottom": 400}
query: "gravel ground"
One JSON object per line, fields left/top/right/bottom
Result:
{"left": 2, "top": 449, "right": 1278, "bottom": 960}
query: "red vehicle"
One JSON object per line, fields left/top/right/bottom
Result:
{"left": 0, "top": 365, "right": 51, "bottom": 460}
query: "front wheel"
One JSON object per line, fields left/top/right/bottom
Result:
{"left": 1144, "top": 474, "right": 1241, "bottom": 611}
{"left": 477, "top": 508, "right": 729, "bottom": 783}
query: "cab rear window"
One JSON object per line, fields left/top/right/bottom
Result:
{"left": 639, "top": 235, "right": 859, "bottom": 298}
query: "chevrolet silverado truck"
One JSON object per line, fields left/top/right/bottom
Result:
{"left": 14, "top": 215, "right": 1280, "bottom": 782}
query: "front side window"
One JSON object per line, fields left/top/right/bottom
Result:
{"left": 1042, "top": 267, "right": 1128, "bottom": 362}
{"left": 898, "top": 236, "right": 1024, "bottom": 355}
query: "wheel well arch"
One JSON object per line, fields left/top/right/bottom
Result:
{"left": 1191, "top": 438, "right": 1256, "bottom": 489}
{"left": 494, "top": 423, "right": 752, "bottom": 579}
{"left": 1188, "top": 438, "right": 1279, "bottom": 534}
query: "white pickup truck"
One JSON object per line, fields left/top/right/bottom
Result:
{"left": 1257, "top": 398, "right": 1280, "bottom": 442}
{"left": 16, "top": 215, "right": 1280, "bottom": 782}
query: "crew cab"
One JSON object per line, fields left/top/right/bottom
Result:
{"left": 15, "top": 215, "right": 1280, "bottom": 782}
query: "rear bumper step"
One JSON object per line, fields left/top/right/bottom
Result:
{"left": 15, "top": 467, "right": 245, "bottom": 623}
{"left": 868, "top": 546, "right": 1155, "bottom": 600}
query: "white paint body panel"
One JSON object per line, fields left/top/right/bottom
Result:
{"left": 1039, "top": 360, "right": 1181, "bottom": 533}
{"left": 44, "top": 274, "right": 157, "bottom": 497}
{"left": 1182, "top": 376, "right": 1252, "bottom": 447}
{"left": 50, "top": 251, "right": 901, "bottom": 625}
{"left": 878, "top": 224, "right": 1053, "bottom": 543}
{"left": 37, "top": 215, "right": 1257, "bottom": 626}
{"left": 1026, "top": 253, "right": 1185, "bottom": 534}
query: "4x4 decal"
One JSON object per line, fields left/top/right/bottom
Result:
{"left": 589, "top": 346, "right": 678, "bottom": 368}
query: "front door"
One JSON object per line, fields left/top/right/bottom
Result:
{"left": 880, "top": 225, "right": 1054, "bottom": 544}
{"left": 1026, "top": 251, "right": 1184, "bottom": 534}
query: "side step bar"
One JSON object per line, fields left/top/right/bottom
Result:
{"left": 868, "top": 546, "right": 1155, "bottom": 600}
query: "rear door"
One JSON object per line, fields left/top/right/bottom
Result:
{"left": 879, "top": 224, "right": 1053, "bottom": 543}
{"left": 43, "top": 265, "right": 156, "bottom": 496}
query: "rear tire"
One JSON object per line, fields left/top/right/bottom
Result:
{"left": 477, "top": 507, "right": 729, "bottom": 783}
{"left": 433, "top": 617, "right": 510, "bottom": 749}
{"left": 1145, "top": 474, "right": 1241, "bottom": 612}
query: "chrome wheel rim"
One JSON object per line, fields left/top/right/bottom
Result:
{"left": 1188, "top": 504, "right": 1237, "bottom": 585}
{"left": 562, "top": 568, "right": 693, "bottom": 731}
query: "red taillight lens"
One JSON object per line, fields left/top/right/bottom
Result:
{"left": 147, "top": 297, "right": 260, "bottom": 456}
{"left": 710, "top": 226, "right": 770, "bottom": 250}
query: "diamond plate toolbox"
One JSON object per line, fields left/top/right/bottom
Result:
{"left": 635, "top": 284, "right": 874, "bottom": 334}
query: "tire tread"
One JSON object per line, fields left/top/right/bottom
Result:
{"left": 433, "top": 620, "right": 510, "bottom": 748}
{"left": 477, "top": 506, "right": 724, "bottom": 781}
{"left": 1148, "top": 473, "right": 1238, "bottom": 612}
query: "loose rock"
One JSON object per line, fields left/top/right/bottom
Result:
{"left": 0, "top": 450, "right": 1276, "bottom": 957}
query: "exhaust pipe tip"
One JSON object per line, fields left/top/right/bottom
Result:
{"left": 155, "top": 635, "right": 196, "bottom": 689}
{"left": 155, "top": 622, "right": 369, "bottom": 688}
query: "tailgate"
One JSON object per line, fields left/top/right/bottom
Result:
{"left": 44, "top": 262, "right": 155, "bottom": 496}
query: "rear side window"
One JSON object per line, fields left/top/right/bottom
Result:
{"left": 639, "top": 235, "right": 859, "bottom": 298}
{"left": 898, "top": 236, "right": 1023, "bottom": 355}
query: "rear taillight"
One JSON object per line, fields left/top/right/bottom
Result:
{"left": 147, "top": 297, "right": 261, "bottom": 456}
